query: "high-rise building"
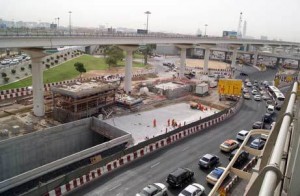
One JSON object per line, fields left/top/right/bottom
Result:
{"left": 243, "top": 21, "right": 247, "bottom": 38}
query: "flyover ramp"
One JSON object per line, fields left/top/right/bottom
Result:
{"left": 0, "top": 117, "right": 133, "bottom": 193}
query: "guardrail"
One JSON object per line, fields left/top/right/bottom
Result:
{"left": 209, "top": 82, "right": 298, "bottom": 196}
{"left": 258, "top": 82, "right": 298, "bottom": 196}
{"left": 8, "top": 97, "right": 243, "bottom": 196}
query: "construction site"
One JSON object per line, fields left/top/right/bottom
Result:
{"left": 0, "top": 55, "right": 238, "bottom": 195}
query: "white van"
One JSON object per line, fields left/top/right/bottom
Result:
{"left": 267, "top": 105, "right": 275, "bottom": 114}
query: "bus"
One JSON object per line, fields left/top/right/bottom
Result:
{"left": 267, "top": 85, "right": 285, "bottom": 109}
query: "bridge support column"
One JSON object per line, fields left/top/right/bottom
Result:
{"left": 85, "top": 46, "right": 91, "bottom": 54}
{"left": 118, "top": 45, "right": 138, "bottom": 94}
{"left": 179, "top": 48, "right": 186, "bottom": 78}
{"left": 224, "top": 51, "right": 228, "bottom": 62}
{"left": 276, "top": 58, "right": 281, "bottom": 67}
{"left": 22, "top": 48, "right": 47, "bottom": 116}
{"left": 253, "top": 47, "right": 259, "bottom": 67}
{"left": 175, "top": 45, "right": 192, "bottom": 78}
{"left": 298, "top": 60, "right": 300, "bottom": 70}
{"left": 204, "top": 48, "right": 211, "bottom": 73}
{"left": 271, "top": 46, "right": 277, "bottom": 54}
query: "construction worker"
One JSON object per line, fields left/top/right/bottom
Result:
{"left": 153, "top": 119, "right": 157, "bottom": 127}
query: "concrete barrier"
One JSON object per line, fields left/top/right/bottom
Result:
{"left": 37, "top": 98, "right": 244, "bottom": 196}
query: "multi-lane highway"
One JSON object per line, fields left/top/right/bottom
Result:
{"left": 68, "top": 65, "right": 278, "bottom": 196}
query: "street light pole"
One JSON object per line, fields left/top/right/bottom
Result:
{"left": 57, "top": 17, "right": 60, "bottom": 29}
{"left": 204, "top": 24, "right": 208, "bottom": 36}
{"left": 144, "top": 11, "right": 151, "bottom": 34}
{"left": 68, "top": 11, "right": 72, "bottom": 35}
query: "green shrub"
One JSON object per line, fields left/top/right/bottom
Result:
{"left": 11, "top": 69, "right": 16, "bottom": 74}
{"left": 4, "top": 77, "right": 9, "bottom": 82}
{"left": 1, "top": 72, "right": 7, "bottom": 77}
{"left": 21, "top": 67, "right": 25, "bottom": 71}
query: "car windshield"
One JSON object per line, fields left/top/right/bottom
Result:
{"left": 180, "top": 189, "right": 192, "bottom": 196}
{"left": 223, "top": 142, "right": 231, "bottom": 147}
{"left": 201, "top": 157, "right": 209, "bottom": 162}
{"left": 139, "top": 190, "right": 151, "bottom": 196}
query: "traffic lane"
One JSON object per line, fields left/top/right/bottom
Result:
{"left": 235, "top": 65, "right": 277, "bottom": 82}
{"left": 69, "top": 97, "right": 267, "bottom": 196}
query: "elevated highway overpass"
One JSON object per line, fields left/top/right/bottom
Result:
{"left": 0, "top": 33, "right": 300, "bottom": 48}
{"left": 0, "top": 33, "right": 299, "bottom": 117}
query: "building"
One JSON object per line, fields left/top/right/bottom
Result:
{"left": 51, "top": 79, "right": 120, "bottom": 122}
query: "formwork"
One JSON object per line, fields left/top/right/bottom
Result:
{"left": 51, "top": 79, "right": 119, "bottom": 122}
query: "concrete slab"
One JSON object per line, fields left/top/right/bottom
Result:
{"left": 104, "top": 102, "right": 219, "bottom": 144}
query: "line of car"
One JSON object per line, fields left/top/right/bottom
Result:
{"left": 136, "top": 79, "right": 279, "bottom": 196}
{"left": 0, "top": 54, "right": 31, "bottom": 66}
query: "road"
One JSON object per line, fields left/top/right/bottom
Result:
{"left": 68, "top": 65, "right": 278, "bottom": 196}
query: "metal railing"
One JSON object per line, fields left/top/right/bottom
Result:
{"left": 259, "top": 82, "right": 298, "bottom": 196}
{"left": 208, "top": 82, "right": 298, "bottom": 196}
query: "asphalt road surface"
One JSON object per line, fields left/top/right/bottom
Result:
{"left": 68, "top": 66, "right": 280, "bottom": 196}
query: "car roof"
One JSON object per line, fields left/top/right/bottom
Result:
{"left": 239, "top": 130, "right": 249, "bottom": 134}
{"left": 203, "top": 154, "right": 215, "bottom": 159}
{"left": 224, "top": 139, "right": 237, "bottom": 145}
{"left": 170, "top": 168, "right": 187, "bottom": 177}
{"left": 211, "top": 167, "right": 225, "bottom": 176}
{"left": 184, "top": 184, "right": 198, "bottom": 192}
{"left": 142, "top": 184, "right": 159, "bottom": 194}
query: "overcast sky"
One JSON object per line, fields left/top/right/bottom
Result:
{"left": 1, "top": 0, "right": 300, "bottom": 42}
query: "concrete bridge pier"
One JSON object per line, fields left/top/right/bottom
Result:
{"left": 118, "top": 45, "right": 138, "bottom": 94}
{"left": 204, "top": 48, "right": 211, "bottom": 73}
{"left": 276, "top": 57, "right": 281, "bottom": 67}
{"left": 175, "top": 45, "right": 192, "bottom": 78}
{"left": 252, "top": 45, "right": 262, "bottom": 67}
{"left": 229, "top": 45, "right": 241, "bottom": 69}
{"left": 22, "top": 48, "right": 48, "bottom": 116}
{"left": 224, "top": 51, "right": 228, "bottom": 62}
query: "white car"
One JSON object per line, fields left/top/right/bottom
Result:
{"left": 236, "top": 130, "right": 249, "bottom": 141}
{"left": 254, "top": 95, "right": 261, "bottom": 101}
{"left": 179, "top": 183, "right": 205, "bottom": 196}
{"left": 246, "top": 82, "right": 252, "bottom": 87}
{"left": 251, "top": 89, "right": 258, "bottom": 95}
{"left": 136, "top": 183, "right": 167, "bottom": 196}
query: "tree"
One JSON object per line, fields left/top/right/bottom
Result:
{"left": 4, "top": 77, "right": 9, "bottom": 83}
{"left": 74, "top": 62, "right": 86, "bottom": 81}
{"left": 104, "top": 45, "right": 124, "bottom": 68}
{"left": 140, "top": 44, "right": 156, "bottom": 65}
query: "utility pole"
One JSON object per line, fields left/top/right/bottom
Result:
{"left": 68, "top": 11, "right": 72, "bottom": 35}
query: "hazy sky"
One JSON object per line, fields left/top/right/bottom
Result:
{"left": 1, "top": 0, "right": 300, "bottom": 42}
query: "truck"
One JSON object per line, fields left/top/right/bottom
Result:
{"left": 195, "top": 83, "right": 209, "bottom": 96}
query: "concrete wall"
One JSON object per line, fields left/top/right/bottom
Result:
{"left": 91, "top": 118, "right": 129, "bottom": 139}
{"left": 0, "top": 118, "right": 107, "bottom": 181}
{"left": 164, "top": 85, "right": 192, "bottom": 99}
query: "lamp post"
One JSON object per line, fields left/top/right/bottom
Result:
{"left": 57, "top": 17, "right": 60, "bottom": 29}
{"left": 144, "top": 11, "right": 151, "bottom": 34}
{"left": 204, "top": 24, "right": 208, "bottom": 36}
{"left": 68, "top": 11, "right": 72, "bottom": 35}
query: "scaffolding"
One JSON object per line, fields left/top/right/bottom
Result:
{"left": 51, "top": 79, "right": 119, "bottom": 122}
